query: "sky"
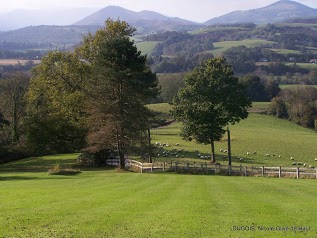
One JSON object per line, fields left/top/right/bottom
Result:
{"left": 1, "top": 0, "right": 317, "bottom": 22}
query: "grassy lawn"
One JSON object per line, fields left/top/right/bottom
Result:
{"left": 0, "top": 154, "right": 316, "bottom": 237}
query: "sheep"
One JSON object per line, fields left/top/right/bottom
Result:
{"left": 253, "top": 151, "right": 257, "bottom": 155}
{"left": 290, "top": 157, "right": 294, "bottom": 160}
{"left": 292, "top": 162, "right": 296, "bottom": 166}
{"left": 303, "top": 163, "right": 307, "bottom": 167}
{"left": 239, "top": 158, "right": 244, "bottom": 162}
{"left": 279, "top": 155, "right": 281, "bottom": 158}
{"left": 220, "top": 149, "right": 224, "bottom": 152}
{"left": 246, "top": 152, "right": 250, "bottom": 155}
{"left": 315, "top": 158, "right": 317, "bottom": 161}
{"left": 165, "top": 144, "right": 170, "bottom": 147}
{"left": 222, "top": 156, "right": 227, "bottom": 160}
{"left": 265, "top": 154, "right": 270, "bottom": 157}
{"left": 224, "top": 150, "right": 228, "bottom": 153}
{"left": 309, "top": 165, "right": 315, "bottom": 168}
{"left": 175, "top": 143, "right": 180, "bottom": 146}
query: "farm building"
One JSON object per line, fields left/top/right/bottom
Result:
{"left": 309, "top": 59, "right": 317, "bottom": 64}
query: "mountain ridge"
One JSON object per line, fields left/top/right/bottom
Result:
{"left": 205, "top": 0, "right": 317, "bottom": 25}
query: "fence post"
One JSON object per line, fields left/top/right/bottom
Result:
{"left": 228, "top": 165, "right": 232, "bottom": 175}
{"left": 201, "top": 163, "right": 203, "bottom": 173}
{"left": 296, "top": 167, "right": 299, "bottom": 179}
{"left": 141, "top": 163, "right": 143, "bottom": 174}
{"left": 279, "top": 166, "right": 282, "bottom": 178}
{"left": 151, "top": 163, "right": 153, "bottom": 172}
{"left": 244, "top": 166, "right": 248, "bottom": 176}
{"left": 261, "top": 166, "right": 265, "bottom": 177}
{"left": 240, "top": 164, "right": 242, "bottom": 175}
{"left": 175, "top": 162, "right": 178, "bottom": 172}
{"left": 186, "top": 162, "right": 189, "bottom": 172}
{"left": 163, "top": 161, "right": 166, "bottom": 171}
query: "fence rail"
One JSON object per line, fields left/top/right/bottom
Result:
{"left": 125, "top": 160, "right": 317, "bottom": 179}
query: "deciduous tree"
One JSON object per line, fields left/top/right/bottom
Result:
{"left": 171, "top": 57, "right": 251, "bottom": 162}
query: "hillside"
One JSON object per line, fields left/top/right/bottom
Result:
{"left": 73, "top": 6, "right": 200, "bottom": 33}
{"left": 205, "top": 0, "right": 317, "bottom": 25}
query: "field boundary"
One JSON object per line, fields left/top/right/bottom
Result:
{"left": 126, "top": 159, "right": 317, "bottom": 179}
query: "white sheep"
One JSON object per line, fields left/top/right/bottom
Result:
{"left": 290, "top": 157, "right": 294, "bottom": 160}
{"left": 246, "top": 152, "right": 250, "bottom": 155}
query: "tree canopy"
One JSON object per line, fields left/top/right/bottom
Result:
{"left": 26, "top": 19, "right": 159, "bottom": 166}
{"left": 171, "top": 57, "right": 251, "bottom": 162}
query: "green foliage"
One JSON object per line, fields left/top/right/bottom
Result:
{"left": 171, "top": 57, "right": 251, "bottom": 161}
{"left": 77, "top": 19, "right": 159, "bottom": 167}
{"left": 239, "top": 75, "right": 267, "bottom": 101}
{"left": 269, "top": 86, "right": 317, "bottom": 128}
{"left": 157, "top": 73, "right": 186, "bottom": 103}
{"left": 26, "top": 51, "right": 89, "bottom": 154}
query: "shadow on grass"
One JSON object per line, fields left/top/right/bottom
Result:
{"left": 0, "top": 175, "right": 74, "bottom": 181}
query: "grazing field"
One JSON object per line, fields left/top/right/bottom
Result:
{"left": 280, "top": 84, "right": 317, "bottom": 90}
{"left": 0, "top": 154, "right": 316, "bottom": 237}
{"left": 136, "top": 41, "right": 159, "bottom": 55}
{"left": 0, "top": 59, "right": 41, "bottom": 65}
{"left": 148, "top": 103, "right": 317, "bottom": 167}
{"left": 210, "top": 39, "right": 275, "bottom": 56}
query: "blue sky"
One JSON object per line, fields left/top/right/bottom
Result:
{"left": 1, "top": 0, "right": 317, "bottom": 22}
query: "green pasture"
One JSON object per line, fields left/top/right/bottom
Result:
{"left": 280, "top": 84, "right": 317, "bottom": 90}
{"left": 210, "top": 39, "right": 275, "bottom": 56}
{"left": 285, "top": 62, "right": 317, "bottom": 69}
{"left": 0, "top": 154, "right": 316, "bottom": 237}
{"left": 148, "top": 103, "right": 317, "bottom": 167}
{"left": 135, "top": 41, "right": 159, "bottom": 55}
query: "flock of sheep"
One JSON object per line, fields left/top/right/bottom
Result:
{"left": 154, "top": 141, "right": 316, "bottom": 168}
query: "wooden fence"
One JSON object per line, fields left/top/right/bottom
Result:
{"left": 125, "top": 160, "right": 317, "bottom": 179}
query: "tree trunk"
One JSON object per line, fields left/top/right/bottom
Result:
{"left": 147, "top": 126, "right": 152, "bottom": 163}
{"left": 211, "top": 140, "right": 216, "bottom": 163}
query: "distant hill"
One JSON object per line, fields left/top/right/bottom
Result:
{"left": 0, "top": 25, "right": 100, "bottom": 46}
{"left": 0, "top": 8, "right": 99, "bottom": 31}
{"left": 205, "top": 0, "right": 317, "bottom": 25}
{"left": 282, "top": 17, "right": 317, "bottom": 24}
{"left": 74, "top": 6, "right": 200, "bottom": 33}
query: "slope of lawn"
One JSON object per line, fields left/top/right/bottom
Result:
{"left": 0, "top": 154, "right": 316, "bottom": 238}
{"left": 148, "top": 103, "right": 317, "bottom": 167}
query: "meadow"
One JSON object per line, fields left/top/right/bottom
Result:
{"left": 0, "top": 154, "right": 316, "bottom": 238}
{"left": 148, "top": 103, "right": 317, "bottom": 168}
{"left": 209, "top": 39, "right": 275, "bottom": 56}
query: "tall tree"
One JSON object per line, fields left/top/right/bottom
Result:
{"left": 171, "top": 57, "right": 251, "bottom": 163}
{"left": 0, "top": 72, "right": 29, "bottom": 142}
{"left": 77, "top": 19, "right": 159, "bottom": 168}
{"left": 26, "top": 51, "right": 89, "bottom": 153}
